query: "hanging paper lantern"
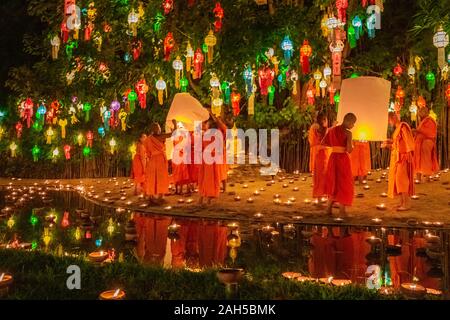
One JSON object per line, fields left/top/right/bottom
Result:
{"left": 76, "top": 133, "right": 84, "bottom": 146}
{"left": 32, "top": 145, "right": 40, "bottom": 162}
{"left": 433, "top": 25, "right": 449, "bottom": 69}
{"left": 210, "top": 74, "right": 221, "bottom": 98}
{"left": 162, "top": 0, "right": 173, "bottom": 14}
{"left": 319, "top": 79, "right": 328, "bottom": 97}
{"left": 352, "top": 16, "right": 362, "bottom": 40}
{"left": 86, "top": 130, "right": 94, "bottom": 147}
{"left": 395, "top": 86, "right": 405, "bottom": 107}
{"left": 128, "top": 9, "right": 139, "bottom": 37}
{"left": 393, "top": 63, "right": 403, "bottom": 77}
{"left": 306, "top": 85, "right": 315, "bottom": 106}
{"left": 409, "top": 101, "right": 418, "bottom": 122}
{"left": 136, "top": 79, "right": 149, "bottom": 109}
{"left": 98, "top": 126, "right": 106, "bottom": 138}
{"left": 63, "top": 144, "right": 71, "bottom": 160}
{"left": 280, "top": 35, "right": 293, "bottom": 65}
{"left": 219, "top": 82, "right": 230, "bottom": 104}
{"left": 267, "top": 86, "right": 275, "bottom": 106}
{"left": 131, "top": 39, "right": 143, "bottom": 60}
{"left": 425, "top": 71, "right": 436, "bottom": 91}
{"left": 124, "top": 52, "right": 131, "bottom": 63}
{"left": 290, "top": 70, "right": 298, "bottom": 95}
{"left": 22, "top": 98, "right": 34, "bottom": 128}
{"left": 103, "top": 110, "right": 111, "bottom": 131}
{"left": 271, "top": 56, "right": 280, "bottom": 75}
{"left": 193, "top": 48, "right": 204, "bottom": 79}
{"left": 313, "top": 69, "right": 322, "bottom": 97}
{"left": 204, "top": 30, "right": 217, "bottom": 64}
{"left": 180, "top": 77, "right": 188, "bottom": 92}
{"left": 9, "top": 142, "right": 17, "bottom": 157}
{"left": 119, "top": 109, "right": 128, "bottom": 131}
{"left": 186, "top": 42, "right": 194, "bottom": 72}
{"left": 336, "top": 0, "right": 349, "bottom": 23}
{"left": 330, "top": 40, "right": 345, "bottom": 79}
{"left": 328, "top": 85, "right": 336, "bottom": 105}
{"left": 212, "top": 98, "right": 223, "bottom": 117}
{"left": 163, "top": 32, "right": 175, "bottom": 61}
{"left": 51, "top": 35, "right": 61, "bottom": 60}
{"left": 109, "top": 138, "right": 117, "bottom": 154}
{"left": 15, "top": 122, "right": 23, "bottom": 139}
{"left": 81, "top": 103, "right": 91, "bottom": 122}
{"left": 46, "top": 127, "right": 54, "bottom": 144}
{"left": 156, "top": 78, "right": 167, "bottom": 105}
{"left": 58, "top": 118, "right": 68, "bottom": 139}
{"left": 299, "top": 40, "right": 312, "bottom": 74}
{"left": 407, "top": 64, "right": 416, "bottom": 81}
{"left": 366, "top": 12, "right": 377, "bottom": 39}
{"left": 61, "top": 211, "right": 70, "bottom": 228}
{"left": 213, "top": 2, "right": 224, "bottom": 32}
{"left": 321, "top": 14, "right": 329, "bottom": 38}
{"left": 231, "top": 92, "right": 241, "bottom": 116}
{"left": 37, "top": 104, "right": 46, "bottom": 124}
{"left": 323, "top": 64, "right": 332, "bottom": 80}
{"left": 348, "top": 25, "right": 357, "bottom": 49}
{"left": 258, "top": 66, "right": 275, "bottom": 96}
{"left": 83, "top": 146, "right": 91, "bottom": 157}
{"left": 172, "top": 56, "right": 183, "bottom": 89}
{"left": 446, "top": 84, "right": 450, "bottom": 106}
{"left": 127, "top": 90, "right": 138, "bottom": 113}
{"left": 243, "top": 66, "right": 254, "bottom": 96}
{"left": 52, "top": 147, "right": 60, "bottom": 162}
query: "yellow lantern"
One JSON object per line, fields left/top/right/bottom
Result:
{"left": 172, "top": 56, "right": 183, "bottom": 89}
{"left": 46, "top": 127, "right": 54, "bottom": 144}
{"left": 7, "top": 215, "right": 15, "bottom": 229}
{"left": 290, "top": 71, "right": 298, "bottom": 95}
{"left": 129, "top": 143, "right": 137, "bottom": 159}
{"left": 107, "top": 218, "right": 115, "bottom": 236}
{"left": 128, "top": 9, "right": 139, "bottom": 37}
{"left": 204, "top": 30, "right": 217, "bottom": 64}
{"left": 0, "top": 126, "right": 4, "bottom": 140}
{"left": 77, "top": 133, "right": 84, "bottom": 146}
{"left": 9, "top": 142, "right": 17, "bottom": 158}
{"left": 156, "top": 78, "right": 167, "bottom": 105}
{"left": 186, "top": 42, "right": 194, "bottom": 72}
{"left": 75, "top": 227, "right": 81, "bottom": 240}
{"left": 43, "top": 227, "right": 52, "bottom": 247}
{"left": 58, "top": 118, "right": 68, "bottom": 139}
{"left": 313, "top": 69, "right": 322, "bottom": 97}
{"left": 212, "top": 98, "right": 223, "bottom": 117}
{"left": 271, "top": 56, "right": 280, "bottom": 75}
{"left": 109, "top": 138, "right": 117, "bottom": 154}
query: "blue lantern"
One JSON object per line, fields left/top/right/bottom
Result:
{"left": 124, "top": 52, "right": 131, "bottom": 63}
{"left": 243, "top": 66, "right": 254, "bottom": 96}
{"left": 95, "top": 237, "right": 102, "bottom": 247}
{"left": 280, "top": 36, "right": 293, "bottom": 65}
{"left": 37, "top": 104, "right": 46, "bottom": 122}
{"left": 103, "top": 110, "right": 111, "bottom": 131}
{"left": 98, "top": 126, "right": 106, "bottom": 138}
{"left": 352, "top": 16, "right": 363, "bottom": 40}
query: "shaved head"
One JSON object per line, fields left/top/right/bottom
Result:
{"left": 343, "top": 113, "right": 357, "bottom": 129}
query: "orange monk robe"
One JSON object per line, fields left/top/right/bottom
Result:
{"left": 388, "top": 122, "right": 415, "bottom": 198}
{"left": 131, "top": 142, "right": 146, "bottom": 186}
{"left": 135, "top": 215, "right": 171, "bottom": 265}
{"left": 198, "top": 222, "right": 228, "bottom": 267}
{"left": 188, "top": 132, "right": 199, "bottom": 184}
{"left": 322, "top": 125, "right": 354, "bottom": 206}
{"left": 308, "top": 228, "right": 337, "bottom": 278}
{"left": 414, "top": 116, "right": 439, "bottom": 176}
{"left": 308, "top": 124, "right": 329, "bottom": 198}
{"left": 198, "top": 134, "right": 221, "bottom": 198}
{"left": 350, "top": 141, "right": 371, "bottom": 178}
{"left": 172, "top": 136, "right": 190, "bottom": 185}
{"left": 144, "top": 135, "right": 170, "bottom": 196}
{"left": 218, "top": 127, "right": 228, "bottom": 183}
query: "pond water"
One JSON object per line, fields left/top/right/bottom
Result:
{"left": 0, "top": 184, "right": 448, "bottom": 296}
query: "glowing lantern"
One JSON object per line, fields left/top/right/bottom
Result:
{"left": 180, "top": 77, "right": 188, "bottom": 92}
{"left": 212, "top": 98, "right": 223, "bottom": 117}
{"left": 336, "top": 0, "right": 348, "bottom": 23}
{"left": 86, "top": 130, "right": 94, "bottom": 147}
{"left": 425, "top": 71, "right": 435, "bottom": 91}
{"left": 156, "top": 78, "right": 167, "bottom": 105}
{"left": 131, "top": 39, "right": 142, "bottom": 60}
{"left": 321, "top": 14, "right": 329, "bottom": 38}
{"left": 407, "top": 64, "right": 416, "bottom": 81}
{"left": 163, "top": 32, "right": 175, "bottom": 61}
{"left": 306, "top": 85, "right": 315, "bottom": 106}
{"left": 109, "top": 138, "right": 117, "bottom": 154}
{"left": 75, "top": 227, "right": 81, "bottom": 240}
{"left": 64, "top": 144, "right": 71, "bottom": 160}
{"left": 268, "top": 85, "right": 275, "bottom": 106}
{"left": 0, "top": 126, "right": 4, "bottom": 141}
{"left": 128, "top": 9, "right": 139, "bottom": 37}
{"left": 58, "top": 118, "right": 68, "bottom": 139}
{"left": 213, "top": 2, "right": 224, "bottom": 32}
{"left": 32, "top": 145, "right": 40, "bottom": 162}
{"left": 280, "top": 36, "right": 293, "bottom": 65}
{"left": 61, "top": 211, "right": 70, "bottom": 228}
{"left": 328, "top": 85, "right": 337, "bottom": 105}
{"left": 10, "top": 142, "right": 17, "bottom": 157}
{"left": 103, "top": 110, "right": 111, "bottom": 131}
{"left": 330, "top": 40, "right": 344, "bottom": 81}
{"left": 210, "top": 74, "right": 221, "bottom": 98}
{"left": 393, "top": 63, "right": 403, "bottom": 77}
{"left": 43, "top": 227, "right": 51, "bottom": 246}
{"left": 193, "top": 48, "right": 204, "bottom": 79}
{"left": 319, "top": 79, "right": 328, "bottom": 97}
{"left": 136, "top": 79, "right": 149, "bottom": 109}
{"left": 221, "top": 81, "right": 231, "bottom": 104}
{"left": 77, "top": 133, "right": 84, "bottom": 146}
{"left": 83, "top": 146, "right": 91, "bottom": 157}
{"left": 186, "top": 42, "right": 194, "bottom": 72}
{"left": 313, "top": 69, "right": 322, "bottom": 97}
{"left": 107, "top": 218, "right": 115, "bottom": 235}
{"left": 15, "top": 122, "right": 23, "bottom": 139}
{"left": 7, "top": 216, "right": 15, "bottom": 229}
{"left": 348, "top": 25, "right": 357, "bottom": 48}
{"left": 127, "top": 90, "right": 138, "bottom": 113}
{"left": 119, "top": 109, "right": 127, "bottom": 131}
{"left": 395, "top": 86, "right": 405, "bottom": 108}
{"left": 204, "top": 30, "right": 217, "bottom": 64}
{"left": 323, "top": 64, "right": 332, "bottom": 80}
{"left": 433, "top": 25, "right": 449, "bottom": 69}
{"left": 231, "top": 92, "right": 241, "bottom": 116}
{"left": 367, "top": 11, "right": 376, "bottom": 39}
{"left": 22, "top": 98, "right": 34, "bottom": 128}
{"left": 409, "top": 101, "right": 418, "bottom": 122}
{"left": 299, "top": 40, "right": 312, "bottom": 74}
{"left": 243, "top": 65, "right": 254, "bottom": 95}
{"left": 46, "top": 127, "right": 54, "bottom": 144}
{"left": 172, "top": 56, "right": 183, "bottom": 89}
{"left": 51, "top": 35, "right": 61, "bottom": 60}
{"left": 30, "top": 213, "right": 38, "bottom": 226}
{"left": 258, "top": 66, "right": 274, "bottom": 96}
{"left": 290, "top": 70, "right": 298, "bottom": 95}
{"left": 52, "top": 147, "right": 60, "bottom": 161}
{"left": 352, "top": 16, "right": 362, "bottom": 40}
{"left": 163, "top": 0, "right": 173, "bottom": 14}
{"left": 445, "top": 84, "right": 450, "bottom": 106}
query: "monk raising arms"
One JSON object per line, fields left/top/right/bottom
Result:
{"left": 144, "top": 120, "right": 177, "bottom": 205}
{"left": 321, "top": 113, "right": 357, "bottom": 217}
{"left": 382, "top": 112, "right": 415, "bottom": 211}
{"left": 413, "top": 107, "right": 439, "bottom": 183}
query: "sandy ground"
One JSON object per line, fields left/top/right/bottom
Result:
{"left": 1, "top": 165, "right": 449, "bottom": 228}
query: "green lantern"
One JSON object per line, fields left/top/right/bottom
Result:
{"left": 268, "top": 85, "right": 275, "bottom": 106}
{"left": 221, "top": 82, "right": 231, "bottom": 104}
{"left": 128, "top": 90, "right": 138, "bottom": 113}
{"left": 32, "top": 145, "right": 40, "bottom": 162}
{"left": 425, "top": 71, "right": 436, "bottom": 91}
{"left": 83, "top": 103, "right": 92, "bottom": 122}
{"left": 30, "top": 214, "right": 38, "bottom": 226}
{"left": 83, "top": 146, "right": 91, "bottom": 157}
{"left": 179, "top": 77, "right": 188, "bottom": 92}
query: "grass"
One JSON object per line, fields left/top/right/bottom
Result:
{"left": 0, "top": 249, "right": 402, "bottom": 300}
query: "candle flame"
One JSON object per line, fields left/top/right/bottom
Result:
{"left": 0, "top": 273, "right": 5, "bottom": 281}
{"left": 113, "top": 289, "right": 120, "bottom": 297}
{"left": 328, "top": 276, "right": 333, "bottom": 283}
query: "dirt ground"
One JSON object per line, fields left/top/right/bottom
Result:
{"left": 1, "top": 165, "right": 449, "bottom": 228}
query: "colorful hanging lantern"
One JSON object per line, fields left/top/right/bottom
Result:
{"left": 395, "top": 86, "right": 405, "bottom": 107}
{"left": 103, "top": 110, "right": 111, "bottom": 131}
{"left": 136, "top": 79, "right": 149, "bottom": 109}
{"left": 172, "top": 56, "right": 183, "bottom": 90}
{"left": 51, "top": 35, "right": 61, "bottom": 60}
{"left": 37, "top": 104, "right": 47, "bottom": 124}
{"left": 180, "top": 77, "right": 188, "bottom": 92}
{"left": 348, "top": 25, "right": 357, "bottom": 48}
{"left": 243, "top": 65, "right": 254, "bottom": 96}
{"left": 76, "top": 133, "right": 84, "bottom": 146}
{"left": 425, "top": 71, "right": 436, "bottom": 91}
{"left": 213, "top": 2, "right": 224, "bottom": 32}
{"left": 319, "top": 79, "right": 328, "bottom": 97}
{"left": 58, "top": 118, "right": 68, "bottom": 139}
{"left": 22, "top": 98, "right": 34, "bottom": 128}
{"left": 127, "top": 90, "right": 137, "bottom": 113}
{"left": 366, "top": 11, "right": 376, "bottom": 39}
{"left": 131, "top": 39, "right": 142, "bottom": 60}
{"left": 211, "top": 98, "right": 223, "bottom": 117}
{"left": 290, "top": 71, "right": 298, "bottom": 95}
{"left": 109, "top": 138, "right": 117, "bottom": 154}
{"left": 15, "top": 122, "right": 23, "bottom": 139}
{"left": 81, "top": 145, "right": 90, "bottom": 157}
{"left": 306, "top": 85, "right": 315, "bottom": 106}
{"left": 98, "top": 126, "right": 105, "bottom": 138}
{"left": 63, "top": 144, "right": 71, "bottom": 160}
{"left": 393, "top": 63, "right": 403, "bottom": 77}
{"left": 258, "top": 66, "right": 274, "bottom": 96}
{"left": 193, "top": 48, "right": 204, "bottom": 79}
{"left": 186, "top": 42, "right": 194, "bottom": 72}
{"left": 118, "top": 109, "right": 127, "bottom": 131}
{"left": 128, "top": 8, "right": 139, "bottom": 37}
{"left": 433, "top": 25, "right": 449, "bottom": 69}
{"left": 231, "top": 92, "right": 241, "bottom": 116}
{"left": 313, "top": 69, "right": 322, "bottom": 97}
{"left": 156, "top": 78, "right": 167, "bottom": 105}
{"left": 409, "top": 101, "right": 418, "bottom": 122}
{"left": 445, "top": 84, "right": 450, "bottom": 106}
{"left": 52, "top": 147, "right": 60, "bottom": 162}
{"left": 61, "top": 211, "right": 70, "bottom": 228}
{"left": 9, "top": 142, "right": 17, "bottom": 157}
{"left": 328, "top": 85, "right": 336, "bottom": 105}
{"left": 407, "top": 64, "right": 416, "bottom": 82}
{"left": 221, "top": 81, "right": 231, "bottom": 104}
{"left": 336, "top": 0, "right": 349, "bottom": 23}
{"left": 352, "top": 16, "right": 362, "bottom": 40}
{"left": 323, "top": 64, "right": 332, "bottom": 80}
{"left": 321, "top": 14, "right": 329, "bottom": 38}
{"left": 163, "top": 0, "right": 173, "bottom": 14}
{"left": 32, "top": 145, "right": 40, "bottom": 162}
{"left": 163, "top": 32, "right": 175, "bottom": 61}
{"left": 204, "top": 30, "right": 217, "bottom": 64}
{"left": 86, "top": 130, "right": 94, "bottom": 148}
{"left": 268, "top": 85, "right": 275, "bottom": 106}
{"left": 46, "top": 127, "right": 54, "bottom": 144}
{"left": 299, "top": 40, "right": 312, "bottom": 74}
{"left": 280, "top": 35, "right": 293, "bottom": 65}
{"left": 210, "top": 74, "right": 221, "bottom": 98}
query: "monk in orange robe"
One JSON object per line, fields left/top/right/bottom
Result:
{"left": 384, "top": 112, "right": 415, "bottom": 211}
{"left": 172, "top": 133, "right": 190, "bottom": 194}
{"left": 135, "top": 214, "right": 171, "bottom": 265}
{"left": 144, "top": 121, "right": 176, "bottom": 205}
{"left": 414, "top": 107, "right": 439, "bottom": 182}
{"left": 350, "top": 141, "right": 371, "bottom": 184}
{"left": 308, "top": 113, "right": 329, "bottom": 200}
{"left": 321, "top": 113, "right": 357, "bottom": 216}
{"left": 131, "top": 133, "right": 147, "bottom": 195}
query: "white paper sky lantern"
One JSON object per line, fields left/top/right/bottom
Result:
{"left": 337, "top": 77, "right": 391, "bottom": 141}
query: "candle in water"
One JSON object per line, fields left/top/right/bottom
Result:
{"left": 113, "top": 289, "right": 120, "bottom": 297}
{"left": 376, "top": 203, "right": 387, "bottom": 210}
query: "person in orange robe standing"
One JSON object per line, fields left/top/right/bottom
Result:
{"left": 308, "top": 113, "right": 329, "bottom": 200}
{"left": 321, "top": 113, "right": 357, "bottom": 216}
{"left": 384, "top": 112, "right": 415, "bottom": 211}
{"left": 413, "top": 107, "right": 439, "bottom": 183}
{"left": 350, "top": 141, "right": 371, "bottom": 184}
{"left": 172, "top": 132, "right": 190, "bottom": 195}
{"left": 131, "top": 133, "right": 147, "bottom": 195}
{"left": 187, "top": 131, "right": 199, "bottom": 193}
{"left": 144, "top": 120, "right": 177, "bottom": 205}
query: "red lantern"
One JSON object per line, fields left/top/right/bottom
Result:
{"left": 61, "top": 211, "right": 70, "bottom": 228}
{"left": 393, "top": 63, "right": 403, "bottom": 77}
{"left": 258, "top": 66, "right": 275, "bottom": 96}
{"left": 163, "top": 0, "right": 173, "bottom": 15}
{"left": 213, "top": 2, "right": 224, "bottom": 32}
{"left": 306, "top": 85, "right": 315, "bottom": 106}
{"left": 61, "top": 21, "right": 69, "bottom": 43}
{"left": 136, "top": 79, "right": 149, "bottom": 109}
{"left": 163, "top": 32, "right": 175, "bottom": 62}
{"left": 64, "top": 144, "right": 71, "bottom": 160}
{"left": 300, "top": 40, "right": 312, "bottom": 74}
{"left": 131, "top": 39, "right": 142, "bottom": 60}
{"left": 193, "top": 48, "right": 204, "bottom": 79}
{"left": 231, "top": 92, "right": 241, "bottom": 116}
{"left": 84, "top": 22, "right": 93, "bottom": 41}
{"left": 86, "top": 130, "right": 94, "bottom": 147}
{"left": 22, "top": 98, "right": 34, "bottom": 128}
{"left": 50, "top": 100, "right": 60, "bottom": 125}
{"left": 336, "top": 0, "right": 348, "bottom": 23}
{"left": 328, "top": 85, "right": 336, "bottom": 105}
{"left": 15, "top": 122, "right": 23, "bottom": 139}
{"left": 395, "top": 86, "right": 405, "bottom": 107}
{"left": 445, "top": 84, "right": 450, "bottom": 106}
